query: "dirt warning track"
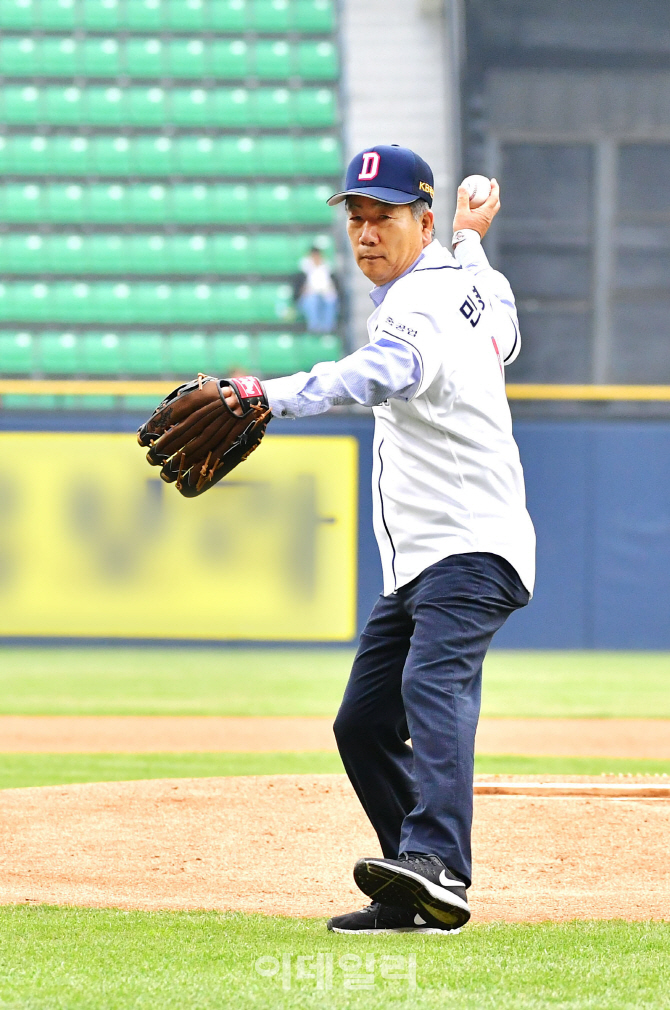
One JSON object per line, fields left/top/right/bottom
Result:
{"left": 0, "top": 774, "right": 668, "bottom": 922}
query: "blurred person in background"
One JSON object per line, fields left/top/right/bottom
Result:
{"left": 293, "top": 246, "right": 339, "bottom": 333}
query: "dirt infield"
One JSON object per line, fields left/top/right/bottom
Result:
{"left": 1, "top": 715, "right": 670, "bottom": 757}
{"left": 0, "top": 774, "right": 668, "bottom": 921}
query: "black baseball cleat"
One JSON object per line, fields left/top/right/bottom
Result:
{"left": 353, "top": 853, "right": 471, "bottom": 930}
{"left": 327, "top": 901, "right": 462, "bottom": 934}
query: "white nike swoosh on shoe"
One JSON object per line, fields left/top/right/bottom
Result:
{"left": 439, "top": 870, "right": 466, "bottom": 888}
{"left": 414, "top": 913, "right": 426, "bottom": 925}
{"left": 367, "top": 860, "right": 470, "bottom": 913}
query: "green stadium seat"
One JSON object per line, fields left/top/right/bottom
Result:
{"left": 255, "top": 184, "right": 292, "bottom": 224}
{"left": 42, "top": 0, "right": 78, "bottom": 27}
{"left": 128, "top": 234, "right": 169, "bottom": 272}
{"left": 125, "top": 0, "right": 163, "bottom": 30}
{"left": 211, "top": 332, "right": 254, "bottom": 373}
{"left": 167, "top": 332, "right": 209, "bottom": 373}
{"left": 3, "top": 86, "right": 42, "bottom": 125}
{"left": 42, "top": 36, "right": 82, "bottom": 75}
{"left": 175, "top": 135, "right": 218, "bottom": 174}
{"left": 210, "top": 184, "right": 251, "bottom": 223}
{"left": 251, "top": 0, "right": 291, "bottom": 31}
{"left": 82, "top": 37, "right": 122, "bottom": 75}
{"left": 211, "top": 234, "right": 252, "bottom": 272}
{"left": 210, "top": 40, "right": 249, "bottom": 78}
{"left": 81, "top": 332, "right": 123, "bottom": 373}
{"left": 131, "top": 282, "right": 175, "bottom": 323}
{"left": 167, "top": 234, "right": 213, "bottom": 273}
{"left": 127, "top": 86, "right": 168, "bottom": 125}
{"left": 296, "top": 331, "right": 341, "bottom": 369}
{"left": 296, "top": 88, "right": 336, "bottom": 127}
{"left": 211, "top": 88, "right": 253, "bottom": 127}
{"left": 43, "top": 0, "right": 78, "bottom": 27}
{"left": 52, "top": 282, "right": 100, "bottom": 322}
{"left": 125, "top": 332, "right": 165, "bottom": 374}
{"left": 298, "top": 136, "right": 341, "bottom": 175}
{"left": 295, "top": 0, "right": 334, "bottom": 31}
{"left": 255, "top": 41, "right": 292, "bottom": 79}
{"left": 0, "top": 332, "right": 34, "bottom": 373}
{"left": 255, "top": 88, "right": 293, "bottom": 127}
{"left": 166, "top": 0, "right": 207, "bottom": 30}
{"left": 293, "top": 184, "right": 334, "bottom": 223}
{"left": 3, "top": 233, "right": 49, "bottom": 272}
{"left": 172, "top": 87, "right": 216, "bottom": 126}
{"left": 81, "top": 0, "right": 122, "bottom": 29}
{"left": 167, "top": 38, "right": 208, "bottom": 77}
{"left": 173, "top": 282, "right": 215, "bottom": 323}
{"left": 257, "top": 332, "right": 301, "bottom": 375}
{"left": 90, "top": 135, "right": 131, "bottom": 174}
{"left": 86, "top": 183, "right": 126, "bottom": 222}
{"left": 127, "top": 183, "right": 169, "bottom": 222}
{"left": 46, "top": 183, "right": 87, "bottom": 222}
{"left": 257, "top": 137, "right": 297, "bottom": 175}
{"left": 251, "top": 234, "right": 296, "bottom": 273}
{"left": 6, "top": 135, "right": 47, "bottom": 174}
{"left": 0, "top": 37, "right": 38, "bottom": 75}
{"left": 53, "top": 135, "right": 92, "bottom": 174}
{"left": 297, "top": 41, "right": 338, "bottom": 80}
{"left": 85, "top": 234, "right": 127, "bottom": 272}
{"left": 135, "top": 135, "right": 175, "bottom": 174}
{"left": 0, "top": 0, "right": 38, "bottom": 29}
{"left": 126, "top": 38, "right": 165, "bottom": 77}
{"left": 0, "top": 183, "right": 44, "bottom": 223}
{"left": 171, "top": 183, "right": 211, "bottom": 223}
{"left": 208, "top": 0, "right": 247, "bottom": 31}
{"left": 44, "top": 86, "right": 85, "bottom": 125}
{"left": 39, "top": 332, "right": 80, "bottom": 373}
{"left": 86, "top": 86, "right": 127, "bottom": 125}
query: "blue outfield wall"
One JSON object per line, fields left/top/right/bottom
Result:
{"left": 496, "top": 420, "right": 670, "bottom": 650}
{"left": 2, "top": 413, "right": 669, "bottom": 648}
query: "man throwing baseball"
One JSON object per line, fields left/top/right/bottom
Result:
{"left": 226, "top": 144, "right": 535, "bottom": 933}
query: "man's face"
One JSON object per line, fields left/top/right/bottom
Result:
{"left": 346, "top": 196, "right": 434, "bottom": 286}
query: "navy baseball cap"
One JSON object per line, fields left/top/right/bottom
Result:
{"left": 327, "top": 144, "right": 435, "bottom": 207}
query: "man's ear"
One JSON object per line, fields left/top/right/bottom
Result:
{"left": 422, "top": 210, "right": 435, "bottom": 244}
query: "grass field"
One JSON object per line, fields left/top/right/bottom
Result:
{"left": 0, "top": 752, "right": 669, "bottom": 789}
{"left": 0, "top": 647, "right": 669, "bottom": 717}
{"left": 1, "top": 647, "right": 668, "bottom": 1008}
{"left": 0, "top": 907, "right": 668, "bottom": 1010}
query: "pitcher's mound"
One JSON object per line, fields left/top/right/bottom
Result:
{"left": 0, "top": 774, "right": 668, "bottom": 921}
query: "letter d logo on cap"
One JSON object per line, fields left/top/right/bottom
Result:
{"left": 358, "top": 152, "right": 380, "bottom": 181}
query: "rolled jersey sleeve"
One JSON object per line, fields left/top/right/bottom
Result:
{"left": 454, "top": 232, "right": 521, "bottom": 365}
{"left": 264, "top": 334, "right": 422, "bottom": 418}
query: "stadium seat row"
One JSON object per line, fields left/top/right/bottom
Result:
{"left": 0, "top": 133, "right": 341, "bottom": 175}
{"left": 0, "top": 37, "right": 337, "bottom": 79}
{"left": 0, "top": 181, "right": 334, "bottom": 224}
{"left": 0, "top": 281, "right": 294, "bottom": 322}
{"left": 0, "top": 231, "right": 333, "bottom": 274}
{"left": 0, "top": 84, "right": 337, "bottom": 127}
{"left": 0, "top": 329, "right": 340, "bottom": 375}
{"left": 0, "top": 0, "right": 335, "bottom": 34}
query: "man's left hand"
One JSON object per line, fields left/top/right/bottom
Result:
{"left": 452, "top": 178, "right": 501, "bottom": 240}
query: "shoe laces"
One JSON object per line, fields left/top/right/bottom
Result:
{"left": 400, "top": 851, "right": 443, "bottom": 867}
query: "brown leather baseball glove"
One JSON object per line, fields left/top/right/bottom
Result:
{"left": 137, "top": 374, "right": 271, "bottom": 497}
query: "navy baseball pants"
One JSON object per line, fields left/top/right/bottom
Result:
{"left": 333, "top": 552, "right": 529, "bottom": 888}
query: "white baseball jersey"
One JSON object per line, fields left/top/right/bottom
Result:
{"left": 265, "top": 236, "right": 536, "bottom": 597}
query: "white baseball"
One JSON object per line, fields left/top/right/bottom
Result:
{"left": 460, "top": 174, "right": 492, "bottom": 209}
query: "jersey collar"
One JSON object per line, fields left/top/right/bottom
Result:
{"left": 368, "top": 239, "right": 443, "bottom": 307}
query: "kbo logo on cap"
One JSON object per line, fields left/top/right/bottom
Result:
{"left": 358, "top": 152, "right": 381, "bottom": 181}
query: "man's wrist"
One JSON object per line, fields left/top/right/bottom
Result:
{"left": 452, "top": 228, "right": 482, "bottom": 248}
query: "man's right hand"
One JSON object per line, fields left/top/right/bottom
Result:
{"left": 452, "top": 178, "right": 501, "bottom": 240}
